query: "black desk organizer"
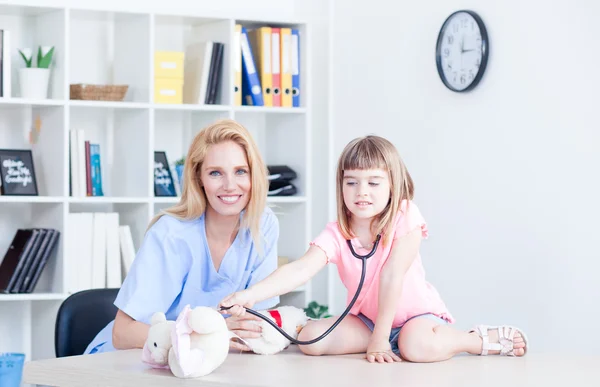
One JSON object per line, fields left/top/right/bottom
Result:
{"left": 267, "top": 165, "right": 297, "bottom": 196}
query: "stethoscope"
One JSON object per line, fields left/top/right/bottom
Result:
{"left": 220, "top": 234, "right": 382, "bottom": 345}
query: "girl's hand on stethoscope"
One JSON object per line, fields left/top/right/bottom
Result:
{"left": 219, "top": 290, "right": 256, "bottom": 317}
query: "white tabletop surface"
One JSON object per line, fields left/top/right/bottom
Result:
{"left": 22, "top": 345, "right": 600, "bottom": 387}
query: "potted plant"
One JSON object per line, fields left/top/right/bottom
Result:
{"left": 18, "top": 46, "right": 54, "bottom": 99}
{"left": 174, "top": 157, "right": 185, "bottom": 191}
{"left": 304, "top": 301, "right": 332, "bottom": 320}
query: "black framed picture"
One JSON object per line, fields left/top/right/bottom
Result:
{"left": 154, "top": 151, "right": 176, "bottom": 197}
{"left": 0, "top": 149, "right": 38, "bottom": 196}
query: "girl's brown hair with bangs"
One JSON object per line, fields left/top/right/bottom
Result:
{"left": 336, "top": 135, "right": 414, "bottom": 246}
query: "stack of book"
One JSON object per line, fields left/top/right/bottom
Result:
{"left": 182, "top": 41, "right": 225, "bottom": 105}
{"left": 0, "top": 228, "right": 60, "bottom": 294}
{"left": 65, "top": 212, "right": 136, "bottom": 294}
{"left": 69, "top": 129, "right": 104, "bottom": 197}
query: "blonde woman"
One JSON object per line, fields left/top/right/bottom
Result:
{"left": 85, "top": 119, "right": 279, "bottom": 354}
{"left": 221, "top": 135, "right": 529, "bottom": 363}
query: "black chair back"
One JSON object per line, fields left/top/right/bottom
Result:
{"left": 55, "top": 288, "right": 119, "bottom": 357}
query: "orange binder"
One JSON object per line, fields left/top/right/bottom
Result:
{"left": 249, "top": 27, "right": 273, "bottom": 107}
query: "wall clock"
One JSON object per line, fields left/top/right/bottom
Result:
{"left": 436, "top": 10, "right": 489, "bottom": 92}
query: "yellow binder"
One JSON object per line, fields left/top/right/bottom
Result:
{"left": 249, "top": 27, "right": 273, "bottom": 107}
{"left": 280, "top": 28, "right": 292, "bottom": 107}
{"left": 234, "top": 24, "right": 242, "bottom": 106}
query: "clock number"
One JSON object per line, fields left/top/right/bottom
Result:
{"left": 447, "top": 35, "right": 454, "bottom": 45}
{"left": 444, "top": 48, "right": 450, "bottom": 57}
{"left": 453, "top": 23, "right": 459, "bottom": 33}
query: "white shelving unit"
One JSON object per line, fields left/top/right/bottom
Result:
{"left": 0, "top": 2, "right": 311, "bottom": 362}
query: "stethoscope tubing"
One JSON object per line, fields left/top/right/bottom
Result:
{"left": 220, "top": 234, "right": 382, "bottom": 345}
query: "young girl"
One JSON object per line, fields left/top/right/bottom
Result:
{"left": 85, "top": 119, "right": 279, "bottom": 354}
{"left": 220, "top": 135, "right": 529, "bottom": 363}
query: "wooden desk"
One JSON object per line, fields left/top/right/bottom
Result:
{"left": 23, "top": 345, "right": 600, "bottom": 387}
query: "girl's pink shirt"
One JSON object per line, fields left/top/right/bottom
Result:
{"left": 310, "top": 200, "right": 455, "bottom": 327}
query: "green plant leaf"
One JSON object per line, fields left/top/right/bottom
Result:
{"left": 18, "top": 50, "right": 32, "bottom": 68}
{"left": 304, "top": 301, "right": 331, "bottom": 319}
{"left": 37, "top": 46, "right": 54, "bottom": 69}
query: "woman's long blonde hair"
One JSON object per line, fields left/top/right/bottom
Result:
{"left": 148, "top": 119, "right": 268, "bottom": 248}
{"left": 336, "top": 135, "right": 414, "bottom": 247}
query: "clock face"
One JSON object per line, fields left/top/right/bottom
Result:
{"left": 436, "top": 10, "right": 489, "bottom": 92}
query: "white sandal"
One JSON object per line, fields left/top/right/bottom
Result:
{"left": 470, "top": 325, "right": 529, "bottom": 356}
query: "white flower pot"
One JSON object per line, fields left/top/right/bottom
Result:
{"left": 18, "top": 68, "right": 50, "bottom": 99}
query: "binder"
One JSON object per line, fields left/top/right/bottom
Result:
{"left": 270, "top": 28, "right": 281, "bottom": 107}
{"left": 280, "top": 28, "right": 292, "bottom": 107}
{"left": 249, "top": 27, "right": 273, "bottom": 106}
{"left": 205, "top": 42, "right": 224, "bottom": 104}
{"left": 10, "top": 228, "right": 47, "bottom": 293}
{"left": 291, "top": 29, "right": 300, "bottom": 107}
{"left": 23, "top": 230, "right": 60, "bottom": 293}
{"left": 233, "top": 24, "right": 242, "bottom": 106}
{"left": 0, "top": 229, "right": 35, "bottom": 293}
{"left": 240, "top": 26, "right": 264, "bottom": 106}
{"left": 19, "top": 229, "right": 54, "bottom": 293}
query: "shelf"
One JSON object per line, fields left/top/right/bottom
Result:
{"left": 69, "top": 100, "right": 149, "bottom": 109}
{"left": 234, "top": 106, "right": 306, "bottom": 114}
{"left": 0, "top": 293, "right": 69, "bottom": 302}
{"left": 0, "top": 196, "right": 64, "bottom": 203}
{"left": 267, "top": 196, "right": 307, "bottom": 203}
{"left": 153, "top": 104, "right": 231, "bottom": 112}
{"left": 153, "top": 197, "right": 179, "bottom": 204}
{"left": 0, "top": 98, "right": 65, "bottom": 107}
{"left": 68, "top": 197, "right": 150, "bottom": 204}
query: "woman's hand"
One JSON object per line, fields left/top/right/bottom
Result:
{"left": 365, "top": 337, "right": 402, "bottom": 363}
{"left": 219, "top": 289, "right": 256, "bottom": 317}
{"left": 225, "top": 314, "right": 263, "bottom": 352}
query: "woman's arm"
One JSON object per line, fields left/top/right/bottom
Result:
{"left": 371, "top": 227, "right": 423, "bottom": 345}
{"left": 220, "top": 245, "right": 328, "bottom": 316}
{"left": 112, "top": 309, "right": 150, "bottom": 350}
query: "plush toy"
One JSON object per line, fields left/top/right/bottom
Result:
{"left": 142, "top": 312, "right": 175, "bottom": 368}
{"left": 142, "top": 305, "right": 232, "bottom": 378}
{"left": 245, "top": 306, "right": 309, "bottom": 355}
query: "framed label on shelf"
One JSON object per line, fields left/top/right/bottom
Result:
{"left": 0, "top": 149, "right": 38, "bottom": 196}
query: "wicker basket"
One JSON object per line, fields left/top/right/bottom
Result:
{"left": 70, "top": 84, "right": 129, "bottom": 101}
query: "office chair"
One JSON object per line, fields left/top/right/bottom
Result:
{"left": 54, "top": 288, "right": 120, "bottom": 357}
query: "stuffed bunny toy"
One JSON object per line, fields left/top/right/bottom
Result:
{"left": 142, "top": 305, "right": 233, "bottom": 378}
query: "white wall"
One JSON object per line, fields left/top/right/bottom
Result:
{"left": 330, "top": 0, "right": 600, "bottom": 353}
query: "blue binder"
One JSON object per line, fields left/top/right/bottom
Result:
{"left": 291, "top": 29, "right": 300, "bottom": 107}
{"left": 240, "top": 26, "right": 264, "bottom": 106}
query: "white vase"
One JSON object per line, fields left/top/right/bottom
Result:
{"left": 18, "top": 68, "right": 50, "bottom": 99}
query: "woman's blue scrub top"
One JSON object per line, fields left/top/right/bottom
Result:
{"left": 85, "top": 207, "right": 280, "bottom": 354}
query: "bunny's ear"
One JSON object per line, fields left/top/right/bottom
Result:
{"left": 151, "top": 312, "right": 167, "bottom": 326}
